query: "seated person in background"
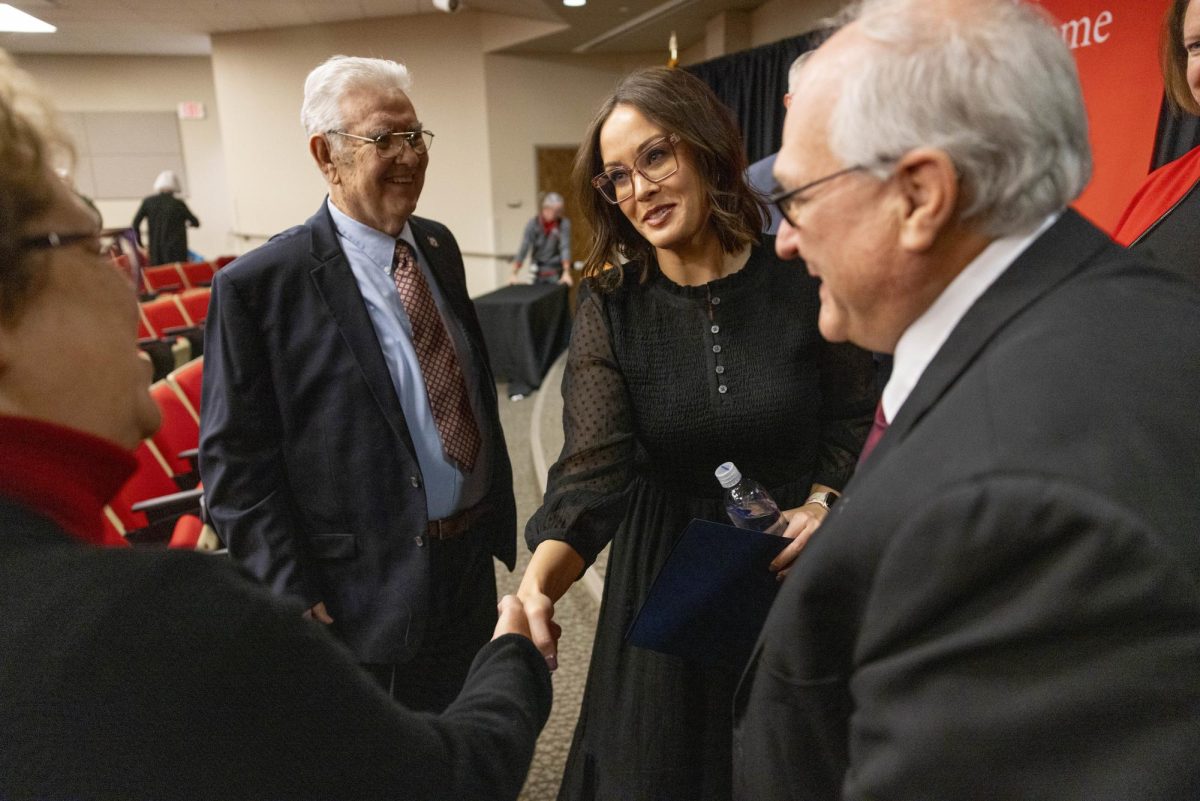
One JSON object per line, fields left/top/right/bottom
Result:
{"left": 510, "top": 191, "right": 573, "bottom": 285}
{"left": 0, "top": 51, "right": 550, "bottom": 801}
{"left": 1111, "top": 0, "right": 1200, "bottom": 278}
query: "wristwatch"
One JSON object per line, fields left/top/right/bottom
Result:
{"left": 804, "top": 491, "right": 838, "bottom": 511}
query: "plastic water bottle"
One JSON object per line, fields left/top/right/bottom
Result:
{"left": 715, "top": 462, "right": 787, "bottom": 536}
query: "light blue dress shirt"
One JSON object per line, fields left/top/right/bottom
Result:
{"left": 327, "top": 199, "right": 489, "bottom": 520}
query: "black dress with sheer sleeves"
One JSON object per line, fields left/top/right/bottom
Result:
{"left": 526, "top": 238, "right": 876, "bottom": 801}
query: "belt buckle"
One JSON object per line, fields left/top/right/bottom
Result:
{"left": 429, "top": 518, "right": 446, "bottom": 540}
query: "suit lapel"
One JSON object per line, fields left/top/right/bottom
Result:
{"left": 858, "top": 210, "right": 1112, "bottom": 478}
{"left": 306, "top": 203, "right": 418, "bottom": 458}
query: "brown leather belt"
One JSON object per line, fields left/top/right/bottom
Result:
{"left": 426, "top": 502, "right": 487, "bottom": 540}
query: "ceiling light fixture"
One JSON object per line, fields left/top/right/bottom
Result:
{"left": 0, "top": 4, "right": 55, "bottom": 32}
{"left": 573, "top": 0, "right": 697, "bottom": 53}
{"left": 563, "top": 0, "right": 586, "bottom": 6}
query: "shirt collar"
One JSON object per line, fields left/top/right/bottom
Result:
{"left": 326, "top": 197, "right": 415, "bottom": 272}
{"left": 881, "top": 211, "right": 1060, "bottom": 423}
{"left": 0, "top": 415, "right": 136, "bottom": 546}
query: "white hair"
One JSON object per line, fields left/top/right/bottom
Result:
{"left": 153, "top": 169, "right": 180, "bottom": 194}
{"left": 300, "top": 55, "right": 413, "bottom": 137}
{"left": 826, "top": 0, "right": 1091, "bottom": 237}
{"left": 542, "top": 192, "right": 564, "bottom": 208}
{"left": 786, "top": 52, "right": 810, "bottom": 95}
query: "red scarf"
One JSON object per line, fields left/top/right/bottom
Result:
{"left": 541, "top": 217, "right": 559, "bottom": 237}
{"left": 0, "top": 415, "right": 136, "bottom": 547}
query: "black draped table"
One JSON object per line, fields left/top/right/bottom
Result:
{"left": 473, "top": 282, "right": 572, "bottom": 398}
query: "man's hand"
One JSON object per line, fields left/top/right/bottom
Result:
{"left": 509, "top": 262, "right": 523, "bottom": 285}
{"left": 303, "top": 601, "right": 334, "bottom": 624}
{"left": 516, "top": 589, "right": 563, "bottom": 671}
{"left": 559, "top": 266, "right": 574, "bottom": 287}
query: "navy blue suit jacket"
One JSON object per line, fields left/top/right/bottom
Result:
{"left": 199, "top": 203, "right": 516, "bottom": 663}
{"left": 733, "top": 211, "right": 1200, "bottom": 800}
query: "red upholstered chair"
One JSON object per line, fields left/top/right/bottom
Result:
{"left": 176, "top": 288, "right": 211, "bottom": 326}
{"left": 167, "top": 357, "right": 204, "bottom": 423}
{"left": 149, "top": 380, "right": 200, "bottom": 486}
{"left": 142, "top": 295, "right": 203, "bottom": 358}
{"left": 179, "top": 261, "right": 215, "bottom": 287}
{"left": 106, "top": 440, "right": 204, "bottom": 546}
{"left": 213, "top": 255, "right": 237, "bottom": 269}
{"left": 142, "top": 263, "right": 186, "bottom": 295}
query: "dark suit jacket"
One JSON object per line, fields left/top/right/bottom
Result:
{"left": 199, "top": 203, "right": 516, "bottom": 664}
{"left": 0, "top": 498, "right": 549, "bottom": 801}
{"left": 733, "top": 211, "right": 1200, "bottom": 800}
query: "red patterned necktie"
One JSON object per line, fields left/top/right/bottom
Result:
{"left": 392, "top": 239, "right": 481, "bottom": 471}
{"left": 857, "top": 401, "right": 889, "bottom": 465}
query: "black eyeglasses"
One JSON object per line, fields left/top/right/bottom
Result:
{"left": 591, "top": 134, "right": 681, "bottom": 204}
{"left": 20, "top": 231, "right": 106, "bottom": 256}
{"left": 328, "top": 129, "right": 434, "bottom": 159}
{"left": 768, "top": 165, "right": 874, "bottom": 228}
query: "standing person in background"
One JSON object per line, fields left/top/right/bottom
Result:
{"left": 518, "top": 67, "right": 875, "bottom": 801}
{"left": 200, "top": 55, "right": 518, "bottom": 714}
{"left": 0, "top": 49, "right": 550, "bottom": 801}
{"left": 1112, "top": 0, "right": 1200, "bottom": 278}
{"left": 510, "top": 191, "right": 573, "bottom": 285}
{"left": 132, "top": 169, "right": 199, "bottom": 265}
{"left": 733, "top": 1, "right": 1200, "bottom": 798}
{"left": 745, "top": 52, "right": 810, "bottom": 235}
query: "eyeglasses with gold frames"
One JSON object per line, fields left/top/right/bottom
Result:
{"left": 591, "top": 133, "right": 681, "bottom": 204}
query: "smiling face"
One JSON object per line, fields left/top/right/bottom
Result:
{"left": 0, "top": 174, "right": 160, "bottom": 448}
{"left": 597, "top": 103, "right": 712, "bottom": 257}
{"left": 322, "top": 83, "right": 426, "bottom": 237}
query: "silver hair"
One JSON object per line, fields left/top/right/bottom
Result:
{"left": 786, "top": 52, "right": 810, "bottom": 94}
{"left": 300, "top": 55, "right": 413, "bottom": 138}
{"left": 542, "top": 192, "right": 564, "bottom": 208}
{"left": 826, "top": 0, "right": 1091, "bottom": 237}
{"left": 153, "top": 169, "right": 180, "bottom": 194}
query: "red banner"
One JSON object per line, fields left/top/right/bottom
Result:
{"left": 1032, "top": 0, "right": 1168, "bottom": 231}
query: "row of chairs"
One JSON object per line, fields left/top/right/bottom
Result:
{"left": 103, "top": 357, "right": 213, "bottom": 550}
{"left": 138, "top": 288, "right": 212, "bottom": 381}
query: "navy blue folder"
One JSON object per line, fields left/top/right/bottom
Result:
{"left": 626, "top": 518, "right": 789, "bottom": 673}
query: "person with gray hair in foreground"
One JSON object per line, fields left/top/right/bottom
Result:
{"left": 0, "top": 50, "right": 549, "bottom": 800}
{"left": 733, "top": 1, "right": 1200, "bottom": 799}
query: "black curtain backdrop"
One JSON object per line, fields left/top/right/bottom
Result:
{"left": 686, "top": 30, "right": 827, "bottom": 164}
{"left": 1151, "top": 96, "right": 1200, "bottom": 170}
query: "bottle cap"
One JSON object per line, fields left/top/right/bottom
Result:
{"left": 714, "top": 461, "right": 741, "bottom": 489}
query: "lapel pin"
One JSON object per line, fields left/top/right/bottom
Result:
{"left": 427, "top": 236, "right": 439, "bottom": 248}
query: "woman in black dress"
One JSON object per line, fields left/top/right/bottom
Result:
{"left": 518, "top": 67, "right": 875, "bottom": 801}
{"left": 132, "top": 169, "right": 199, "bottom": 265}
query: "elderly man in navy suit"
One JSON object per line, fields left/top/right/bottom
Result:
{"left": 733, "top": 1, "right": 1200, "bottom": 799}
{"left": 200, "top": 55, "right": 517, "bottom": 712}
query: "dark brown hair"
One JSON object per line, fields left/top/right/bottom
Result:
{"left": 571, "top": 67, "right": 766, "bottom": 289}
{"left": 1162, "top": 0, "right": 1200, "bottom": 115}
{"left": 0, "top": 51, "right": 62, "bottom": 324}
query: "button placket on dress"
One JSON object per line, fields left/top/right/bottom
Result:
{"left": 706, "top": 286, "right": 729, "bottom": 397}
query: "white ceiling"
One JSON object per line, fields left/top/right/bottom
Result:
{"left": 0, "top": 0, "right": 769, "bottom": 57}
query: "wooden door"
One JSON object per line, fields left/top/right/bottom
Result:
{"left": 536, "top": 145, "right": 593, "bottom": 285}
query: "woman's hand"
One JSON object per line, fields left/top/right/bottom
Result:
{"left": 769, "top": 502, "right": 830, "bottom": 579}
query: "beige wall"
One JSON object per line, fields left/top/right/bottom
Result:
{"left": 15, "top": 54, "right": 234, "bottom": 261}
{"left": 483, "top": 52, "right": 656, "bottom": 281}
{"left": 212, "top": 13, "right": 504, "bottom": 295}
{"left": 750, "top": 0, "right": 849, "bottom": 46}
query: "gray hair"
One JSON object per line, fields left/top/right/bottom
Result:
{"left": 541, "top": 192, "right": 564, "bottom": 208}
{"left": 786, "top": 52, "right": 810, "bottom": 95}
{"left": 153, "top": 169, "right": 180, "bottom": 194}
{"left": 300, "top": 55, "right": 413, "bottom": 137}
{"left": 826, "top": 0, "right": 1091, "bottom": 237}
